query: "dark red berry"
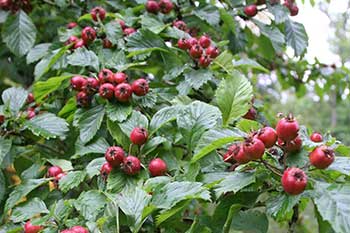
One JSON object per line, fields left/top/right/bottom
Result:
{"left": 84, "top": 78, "right": 99, "bottom": 93}
{"left": 149, "top": 158, "right": 167, "bottom": 176}
{"left": 74, "top": 39, "right": 85, "bottom": 49}
{"left": 118, "top": 20, "right": 126, "bottom": 29}
{"left": 131, "top": 78, "right": 149, "bottom": 96}
{"left": 48, "top": 166, "right": 63, "bottom": 177}
{"left": 76, "top": 91, "right": 91, "bottom": 107}
{"left": 173, "top": 20, "right": 187, "bottom": 31}
{"left": 103, "top": 38, "right": 113, "bottom": 48}
{"left": 289, "top": 4, "right": 299, "bottom": 16}
{"left": 0, "top": 0, "right": 12, "bottom": 10}
{"left": 243, "top": 137, "right": 265, "bottom": 160}
{"left": 284, "top": 136, "right": 302, "bottom": 153}
{"left": 98, "top": 69, "right": 114, "bottom": 84}
{"left": 276, "top": 115, "right": 299, "bottom": 142}
{"left": 130, "top": 127, "right": 148, "bottom": 145}
{"left": 309, "top": 146, "right": 335, "bottom": 169}
{"left": 91, "top": 6, "right": 106, "bottom": 21}
{"left": 111, "top": 72, "right": 128, "bottom": 85}
{"left": 0, "top": 115, "right": 5, "bottom": 124}
{"left": 54, "top": 172, "right": 66, "bottom": 186}
{"left": 243, "top": 107, "right": 257, "bottom": 120}
{"left": 244, "top": 4, "right": 258, "bottom": 17}
{"left": 105, "top": 146, "right": 125, "bottom": 167}
{"left": 256, "top": 127, "right": 277, "bottom": 148}
{"left": 281, "top": 167, "right": 307, "bottom": 195}
{"left": 67, "top": 22, "right": 78, "bottom": 29}
{"left": 114, "top": 83, "right": 133, "bottom": 102}
{"left": 24, "top": 221, "right": 43, "bottom": 233}
{"left": 159, "top": 0, "right": 173, "bottom": 14}
{"left": 27, "top": 93, "right": 35, "bottom": 103}
{"left": 27, "top": 110, "right": 36, "bottom": 119}
{"left": 99, "top": 83, "right": 115, "bottom": 99}
{"left": 178, "top": 38, "right": 191, "bottom": 50}
{"left": 81, "top": 26, "right": 96, "bottom": 43}
{"left": 146, "top": 0, "right": 160, "bottom": 14}
{"left": 227, "top": 144, "right": 251, "bottom": 164}
{"left": 187, "top": 37, "right": 198, "bottom": 46}
{"left": 189, "top": 45, "right": 203, "bottom": 58}
{"left": 199, "top": 35, "right": 211, "bottom": 48}
{"left": 198, "top": 55, "right": 211, "bottom": 68}
{"left": 310, "top": 132, "right": 323, "bottom": 143}
{"left": 65, "top": 35, "right": 79, "bottom": 46}
{"left": 123, "top": 27, "right": 136, "bottom": 36}
{"left": 205, "top": 46, "right": 220, "bottom": 58}
{"left": 123, "top": 156, "right": 141, "bottom": 175}
{"left": 71, "top": 76, "right": 87, "bottom": 91}
{"left": 100, "top": 162, "right": 113, "bottom": 179}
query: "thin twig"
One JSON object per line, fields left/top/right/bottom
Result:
{"left": 260, "top": 159, "right": 283, "bottom": 177}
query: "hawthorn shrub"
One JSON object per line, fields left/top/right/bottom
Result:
{"left": 0, "top": 0, "right": 349, "bottom": 233}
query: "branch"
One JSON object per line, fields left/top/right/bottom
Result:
{"left": 288, "top": 205, "right": 299, "bottom": 233}
{"left": 260, "top": 159, "right": 283, "bottom": 177}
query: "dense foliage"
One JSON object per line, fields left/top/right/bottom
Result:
{"left": 0, "top": 0, "right": 349, "bottom": 232}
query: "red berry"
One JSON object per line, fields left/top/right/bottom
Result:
{"left": 71, "top": 76, "right": 87, "bottom": 91}
{"left": 84, "top": 78, "right": 99, "bottom": 93}
{"left": 198, "top": 55, "right": 211, "bottom": 68}
{"left": 65, "top": 35, "right": 79, "bottom": 46}
{"left": 103, "top": 38, "right": 113, "bottom": 48}
{"left": 256, "top": 127, "right": 277, "bottom": 148}
{"left": 199, "top": 35, "right": 211, "bottom": 48}
{"left": 159, "top": 0, "right": 173, "bottom": 14}
{"left": 205, "top": 46, "right": 220, "bottom": 58}
{"left": 289, "top": 4, "right": 299, "bottom": 16}
{"left": 114, "top": 83, "right": 133, "bottom": 102}
{"left": 178, "top": 38, "right": 191, "bottom": 50}
{"left": 91, "top": 6, "right": 106, "bottom": 21}
{"left": 187, "top": 37, "right": 198, "bottom": 46}
{"left": 61, "top": 230, "right": 75, "bottom": 233}
{"left": 0, "top": 115, "right": 5, "bottom": 124}
{"left": 227, "top": 144, "right": 251, "bottom": 164}
{"left": 244, "top": 4, "right": 258, "bottom": 17}
{"left": 146, "top": 0, "right": 160, "bottom": 14}
{"left": 24, "top": 221, "right": 43, "bottom": 233}
{"left": 242, "top": 107, "right": 257, "bottom": 120}
{"left": 105, "top": 146, "right": 125, "bottom": 167}
{"left": 223, "top": 152, "right": 235, "bottom": 164}
{"left": 123, "top": 27, "right": 136, "bottom": 36}
{"left": 123, "top": 156, "right": 141, "bottom": 175}
{"left": 67, "top": 22, "right": 78, "bottom": 29}
{"left": 309, "top": 146, "right": 335, "bottom": 169}
{"left": 54, "top": 172, "right": 66, "bottom": 186}
{"left": 48, "top": 166, "right": 63, "bottom": 177}
{"left": 74, "top": 39, "right": 85, "bottom": 49}
{"left": 27, "top": 93, "right": 35, "bottom": 103}
{"left": 76, "top": 91, "right": 91, "bottom": 107}
{"left": 310, "top": 132, "right": 323, "bottom": 143}
{"left": 71, "top": 226, "right": 89, "bottom": 233}
{"left": 132, "top": 78, "right": 149, "bottom": 96}
{"left": 173, "top": 20, "right": 187, "bottom": 31}
{"left": 0, "top": 0, "right": 12, "bottom": 10}
{"left": 189, "top": 45, "right": 203, "bottom": 58}
{"left": 284, "top": 136, "right": 302, "bottom": 153}
{"left": 243, "top": 137, "right": 265, "bottom": 160}
{"left": 281, "top": 167, "right": 307, "bottom": 195}
{"left": 149, "top": 158, "right": 167, "bottom": 176}
{"left": 99, "top": 83, "right": 115, "bottom": 99}
{"left": 112, "top": 72, "right": 128, "bottom": 85}
{"left": 81, "top": 26, "right": 96, "bottom": 43}
{"left": 118, "top": 20, "right": 126, "bottom": 29}
{"left": 130, "top": 127, "right": 148, "bottom": 145}
{"left": 27, "top": 110, "right": 36, "bottom": 119}
{"left": 276, "top": 115, "right": 299, "bottom": 142}
{"left": 98, "top": 69, "right": 114, "bottom": 84}
{"left": 100, "top": 162, "right": 113, "bottom": 179}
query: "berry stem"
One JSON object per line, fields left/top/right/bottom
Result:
{"left": 288, "top": 204, "right": 299, "bottom": 233}
{"left": 260, "top": 159, "right": 282, "bottom": 177}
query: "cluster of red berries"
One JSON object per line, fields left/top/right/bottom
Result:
{"left": 145, "top": 0, "right": 174, "bottom": 14}
{"left": 283, "top": 0, "right": 299, "bottom": 16}
{"left": 47, "top": 165, "right": 66, "bottom": 188}
{"left": 177, "top": 35, "right": 220, "bottom": 68}
{"left": 70, "top": 70, "right": 149, "bottom": 107}
{"left": 24, "top": 220, "right": 88, "bottom": 233}
{"left": 65, "top": 7, "right": 136, "bottom": 50}
{"left": 100, "top": 127, "right": 168, "bottom": 178}
{"left": 0, "top": 0, "right": 31, "bottom": 13}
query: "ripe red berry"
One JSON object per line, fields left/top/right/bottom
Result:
{"left": 187, "top": 37, "right": 198, "bottom": 46}
{"left": 48, "top": 166, "right": 63, "bottom": 177}
{"left": 281, "top": 167, "right": 307, "bottom": 195}
{"left": 198, "top": 55, "right": 211, "bottom": 68}
{"left": 227, "top": 144, "right": 251, "bottom": 164}
{"left": 74, "top": 39, "right": 85, "bottom": 49}
{"left": 149, "top": 158, "right": 167, "bottom": 176}
{"left": 114, "top": 83, "right": 133, "bottom": 102}
{"left": 309, "top": 146, "right": 335, "bottom": 169}
{"left": 289, "top": 4, "right": 299, "bottom": 16}
{"left": 242, "top": 107, "right": 257, "bottom": 120}
{"left": 243, "top": 137, "right": 265, "bottom": 160}
{"left": 112, "top": 72, "right": 128, "bottom": 85}
{"left": 54, "top": 172, "right": 66, "bottom": 187}
{"left": 76, "top": 91, "right": 91, "bottom": 107}
{"left": 223, "top": 151, "right": 235, "bottom": 164}
{"left": 178, "top": 38, "right": 191, "bottom": 50}
{"left": 244, "top": 4, "right": 258, "bottom": 17}
{"left": 91, "top": 6, "right": 106, "bottom": 21}
{"left": 173, "top": 20, "right": 187, "bottom": 31}
{"left": 100, "top": 162, "right": 113, "bottom": 179}
{"left": 310, "top": 132, "right": 323, "bottom": 143}
{"left": 27, "top": 93, "right": 35, "bottom": 104}
{"left": 132, "top": 78, "right": 149, "bottom": 96}
{"left": 0, "top": 115, "right": 5, "bottom": 124}
{"left": 189, "top": 45, "right": 203, "bottom": 58}
{"left": 118, "top": 20, "right": 126, "bottom": 29}
{"left": 81, "top": 26, "right": 96, "bottom": 43}
{"left": 0, "top": 0, "right": 12, "bottom": 10}
{"left": 284, "top": 136, "right": 302, "bottom": 153}
{"left": 103, "top": 38, "right": 113, "bottom": 48}
{"left": 159, "top": 0, "right": 173, "bottom": 14}
{"left": 61, "top": 230, "right": 75, "bottom": 233}
{"left": 256, "top": 127, "right": 277, "bottom": 148}
{"left": 99, "top": 83, "right": 115, "bottom": 99}
{"left": 67, "top": 22, "right": 78, "bottom": 29}
{"left": 71, "top": 76, "right": 87, "bottom": 91}
{"left": 65, "top": 35, "right": 79, "bottom": 46}
{"left": 276, "top": 115, "right": 299, "bottom": 142}
{"left": 130, "top": 127, "right": 148, "bottom": 145}
{"left": 24, "top": 221, "right": 43, "bottom": 233}
{"left": 27, "top": 110, "right": 36, "bottom": 119}
{"left": 105, "top": 146, "right": 125, "bottom": 167}
{"left": 205, "top": 46, "right": 220, "bottom": 58}
{"left": 70, "top": 226, "right": 89, "bottom": 233}
{"left": 123, "top": 156, "right": 141, "bottom": 175}
{"left": 98, "top": 69, "right": 114, "bottom": 84}
{"left": 146, "top": 0, "right": 160, "bottom": 14}
{"left": 84, "top": 77, "right": 99, "bottom": 93}
{"left": 123, "top": 27, "right": 136, "bottom": 36}
{"left": 199, "top": 35, "right": 211, "bottom": 48}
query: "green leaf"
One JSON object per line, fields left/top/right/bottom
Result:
{"left": 177, "top": 101, "right": 221, "bottom": 153}
{"left": 26, "top": 43, "right": 51, "bottom": 64}
{"left": 215, "top": 71, "right": 253, "bottom": 126}
{"left": 46, "top": 159, "right": 73, "bottom": 171}
{"left": 327, "top": 157, "right": 350, "bottom": 175}
{"left": 192, "top": 128, "right": 244, "bottom": 163}
{"left": 107, "top": 171, "right": 137, "bottom": 193}
{"left": 141, "top": 15, "right": 167, "bottom": 34}
{"left": 152, "top": 181, "right": 211, "bottom": 210}
{"left": 106, "top": 102, "right": 132, "bottom": 123}
{"left": 119, "top": 110, "right": 149, "bottom": 137}
{"left": 141, "top": 136, "right": 167, "bottom": 155}
{"left": 156, "top": 200, "right": 190, "bottom": 226}
{"left": 285, "top": 19, "right": 308, "bottom": 56}
{"left": 0, "top": 170, "right": 6, "bottom": 203}
{"left": 214, "top": 171, "right": 256, "bottom": 197}
{"left": 23, "top": 113, "right": 69, "bottom": 140}
{"left": 86, "top": 158, "right": 105, "bottom": 179}
{"left": 0, "top": 10, "right": 9, "bottom": 23}
{"left": 2, "top": 87, "right": 28, "bottom": 115}
{"left": 0, "top": 138, "right": 12, "bottom": 165}
{"left": 74, "top": 137, "right": 109, "bottom": 158}
{"left": 177, "top": 69, "right": 214, "bottom": 95}
{"left": 53, "top": 199, "right": 73, "bottom": 222}
{"left": 107, "top": 119, "right": 130, "bottom": 149}
{"left": 268, "top": 4, "right": 290, "bottom": 24}
{"left": 313, "top": 182, "right": 350, "bottom": 233}
{"left": 74, "top": 190, "right": 107, "bottom": 221}
{"left": 255, "top": 21, "right": 285, "bottom": 52}
{"left": 67, "top": 47, "right": 99, "bottom": 71}
{"left": 232, "top": 58, "right": 268, "bottom": 73}
{"left": 5, "top": 178, "right": 49, "bottom": 212}
{"left": 58, "top": 97, "right": 77, "bottom": 119}
{"left": 266, "top": 193, "right": 300, "bottom": 221}
{"left": 193, "top": 5, "right": 220, "bottom": 26}
{"left": 212, "top": 51, "right": 235, "bottom": 74}
{"left": 149, "top": 105, "right": 180, "bottom": 133}
{"left": 2, "top": 10, "right": 37, "bottom": 57}
{"left": 21, "top": 163, "right": 43, "bottom": 180}
{"left": 230, "top": 209, "right": 268, "bottom": 233}
{"left": 58, "top": 171, "right": 86, "bottom": 193}
{"left": 10, "top": 197, "right": 49, "bottom": 223}
{"left": 105, "top": 20, "right": 123, "bottom": 44}
{"left": 78, "top": 105, "right": 105, "bottom": 144}
{"left": 33, "top": 75, "right": 72, "bottom": 102}
{"left": 236, "top": 118, "right": 262, "bottom": 132}
{"left": 126, "top": 29, "right": 169, "bottom": 57}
